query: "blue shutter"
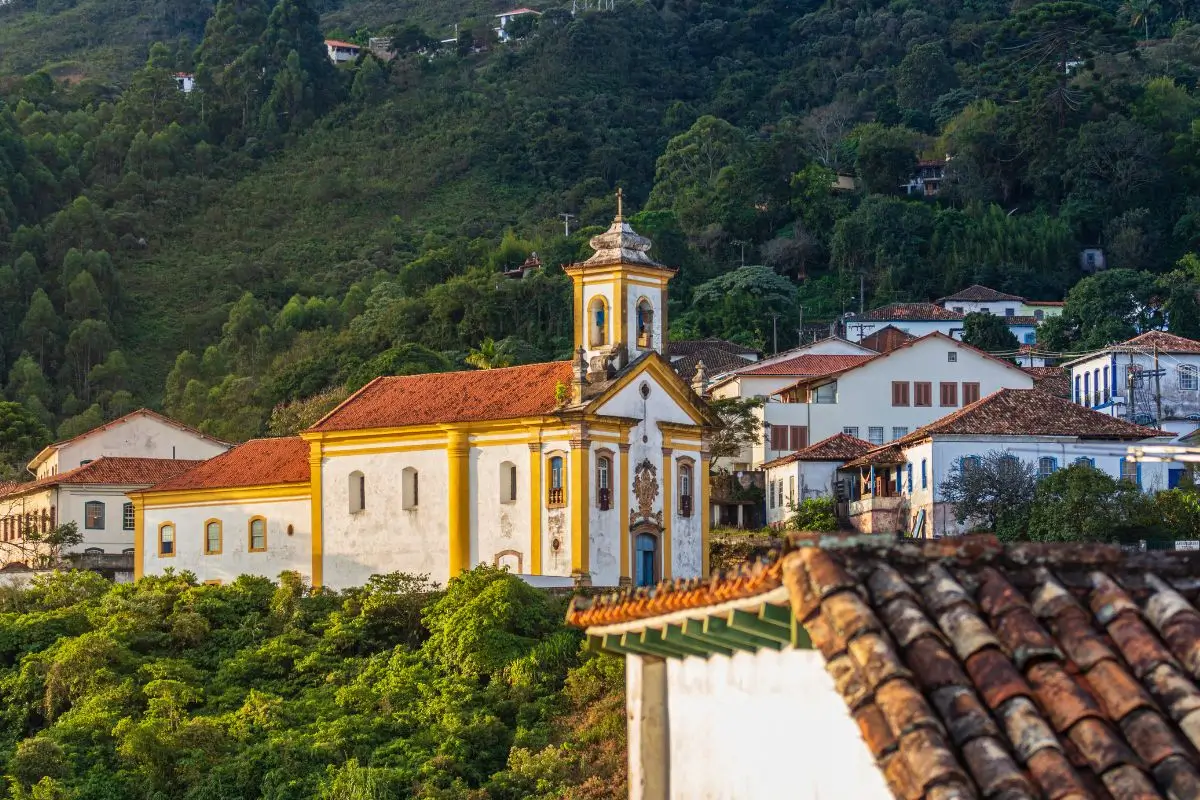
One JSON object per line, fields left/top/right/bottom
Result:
{"left": 921, "top": 459, "right": 927, "bottom": 489}
{"left": 906, "top": 464, "right": 913, "bottom": 493}
{"left": 1050, "top": 457, "right": 1058, "bottom": 473}
{"left": 1136, "top": 462, "right": 1143, "bottom": 489}
{"left": 1120, "top": 457, "right": 1127, "bottom": 484}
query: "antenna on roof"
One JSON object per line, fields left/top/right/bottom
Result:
{"left": 559, "top": 212, "right": 575, "bottom": 237}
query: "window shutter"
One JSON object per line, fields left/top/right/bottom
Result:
{"left": 790, "top": 426, "right": 808, "bottom": 451}
{"left": 892, "top": 381, "right": 909, "bottom": 406}
{"left": 940, "top": 382, "right": 958, "bottom": 407}
{"left": 770, "top": 426, "right": 788, "bottom": 450}
{"left": 963, "top": 382, "right": 980, "bottom": 405}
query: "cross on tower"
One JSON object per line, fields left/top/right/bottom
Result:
{"left": 616, "top": 187, "right": 623, "bottom": 220}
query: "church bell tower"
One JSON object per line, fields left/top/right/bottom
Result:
{"left": 563, "top": 190, "right": 678, "bottom": 383}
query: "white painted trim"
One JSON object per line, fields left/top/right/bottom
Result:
{"left": 584, "top": 585, "right": 790, "bottom": 637}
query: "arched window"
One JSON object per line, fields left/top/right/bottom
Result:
{"left": 677, "top": 459, "right": 694, "bottom": 516}
{"left": 349, "top": 471, "right": 366, "bottom": 513}
{"left": 588, "top": 296, "right": 608, "bottom": 347}
{"left": 248, "top": 516, "right": 267, "bottom": 552}
{"left": 1083, "top": 372, "right": 1091, "bottom": 404}
{"left": 122, "top": 502, "right": 135, "bottom": 531}
{"left": 402, "top": 467, "right": 419, "bottom": 510}
{"left": 84, "top": 547, "right": 104, "bottom": 554}
{"left": 1038, "top": 457, "right": 1058, "bottom": 478}
{"left": 596, "top": 452, "right": 612, "bottom": 510}
{"left": 1180, "top": 365, "right": 1199, "bottom": 391}
{"left": 635, "top": 533, "right": 658, "bottom": 587}
{"left": 547, "top": 455, "right": 565, "bottom": 507}
{"left": 500, "top": 461, "right": 517, "bottom": 504}
{"left": 636, "top": 298, "right": 653, "bottom": 348}
{"left": 204, "top": 519, "right": 222, "bottom": 555}
{"left": 158, "top": 522, "right": 176, "bottom": 557}
{"left": 1074, "top": 456, "right": 1095, "bottom": 467}
{"left": 84, "top": 501, "right": 105, "bottom": 530}
{"left": 997, "top": 454, "right": 1020, "bottom": 477}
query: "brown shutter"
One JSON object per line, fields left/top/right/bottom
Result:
{"left": 891, "top": 381, "right": 910, "bottom": 406}
{"left": 770, "top": 426, "right": 788, "bottom": 450}
{"left": 963, "top": 382, "right": 980, "bottom": 405}
{"left": 914, "top": 382, "right": 932, "bottom": 406}
{"left": 790, "top": 426, "right": 809, "bottom": 450}
{"left": 940, "top": 382, "right": 958, "bottom": 407}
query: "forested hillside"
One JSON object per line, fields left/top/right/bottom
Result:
{"left": 0, "top": 567, "right": 624, "bottom": 798}
{"left": 1, "top": 0, "right": 1200, "bottom": 473}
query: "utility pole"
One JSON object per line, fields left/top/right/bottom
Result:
{"left": 558, "top": 213, "right": 575, "bottom": 237}
{"left": 1128, "top": 351, "right": 1136, "bottom": 422}
{"left": 859, "top": 273, "right": 865, "bottom": 314}
{"left": 769, "top": 312, "right": 779, "bottom": 354}
{"left": 1154, "top": 343, "right": 1163, "bottom": 425}
{"left": 798, "top": 305, "right": 804, "bottom": 344}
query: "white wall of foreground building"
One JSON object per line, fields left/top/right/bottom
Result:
{"left": 141, "top": 494, "right": 312, "bottom": 584}
{"left": 627, "top": 648, "right": 891, "bottom": 800}
{"left": 38, "top": 414, "right": 227, "bottom": 479}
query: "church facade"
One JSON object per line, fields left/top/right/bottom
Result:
{"left": 133, "top": 211, "right": 717, "bottom": 590}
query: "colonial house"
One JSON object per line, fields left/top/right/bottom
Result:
{"left": 902, "top": 157, "right": 948, "bottom": 197}
{"left": 1063, "top": 330, "right": 1200, "bottom": 440}
{"left": 325, "top": 39, "right": 360, "bottom": 63}
{"left": 567, "top": 533, "right": 1200, "bottom": 800}
{"left": 753, "top": 332, "right": 1034, "bottom": 467}
{"left": 841, "top": 388, "right": 1169, "bottom": 538}
{"left": 762, "top": 433, "right": 871, "bottom": 528}
{"left": 27, "top": 408, "right": 230, "bottom": 480}
{"left": 844, "top": 303, "right": 1039, "bottom": 346}
{"left": 936, "top": 284, "right": 1065, "bottom": 323}
{"left": 135, "top": 209, "right": 718, "bottom": 590}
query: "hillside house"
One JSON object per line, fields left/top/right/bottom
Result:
{"left": 841, "top": 388, "right": 1169, "bottom": 538}
{"left": 754, "top": 333, "right": 1034, "bottom": 468}
{"left": 174, "top": 72, "right": 194, "bottom": 92}
{"left": 135, "top": 208, "right": 719, "bottom": 590}
{"left": 325, "top": 39, "right": 360, "bottom": 63}
{"left": 762, "top": 433, "right": 871, "bottom": 528}
{"left": 844, "top": 302, "right": 1039, "bottom": 346}
{"left": 568, "top": 534, "right": 1200, "bottom": 800}
{"left": 495, "top": 8, "right": 540, "bottom": 41}
{"left": 936, "top": 284, "right": 1065, "bottom": 323}
{"left": 1063, "top": 331, "right": 1200, "bottom": 448}
{"left": 903, "top": 158, "right": 947, "bottom": 197}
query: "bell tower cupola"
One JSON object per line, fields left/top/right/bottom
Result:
{"left": 564, "top": 189, "right": 678, "bottom": 381}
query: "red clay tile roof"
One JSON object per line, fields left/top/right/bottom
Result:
{"left": 668, "top": 338, "right": 759, "bottom": 358}
{"left": 144, "top": 438, "right": 309, "bottom": 492}
{"left": 569, "top": 534, "right": 1200, "bottom": 800}
{"left": 860, "top": 325, "right": 916, "bottom": 353}
{"left": 857, "top": 303, "right": 964, "bottom": 322}
{"left": 1125, "top": 331, "right": 1200, "bottom": 354}
{"left": 895, "top": 388, "right": 1162, "bottom": 445}
{"left": 309, "top": 361, "right": 573, "bottom": 432}
{"left": 0, "top": 457, "right": 205, "bottom": 498}
{"left": 324, "top": 39, "right": 359, "bottom": 48}
{"left": 668, "top": 339, "right": 757, "bottom": 381}
{"left": 842, "top": 445, "right": 907, "bottom": 469}
{"left": 1025, "top": 367, "right": 1071, "bottom": 399}
{"left": 938, "top": 285, "right": 1026, "bottom": 304}
{"left": 762, "top": 433, "right": 874, "bottom": 468}
{"left": 737, "top": 354, "right": 874, "bottom": 377}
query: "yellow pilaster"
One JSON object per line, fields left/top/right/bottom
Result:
{"left": 569, "top": 435, "right": 590, "bottom": 583}
{"left": 662, "top": 448, "right": 673, "bottom": 580}
{"left": 447, "top": 429, "right": 471, "bottom": 577}
{"left": 700, "top": 446, "right": 711, "bottom": 577}
{"left": 572, "top": 279, "right": 584, "bottom": 353}
{"left": 528, "top": 439, "right": 543, "bottom": 574}
{"left": 131, "top": 495, "right": 144, "bottom": 580}
{"left": 308, "top": 440, "right": 324, "bottom": 588}
{"left": 615, "top": 273, "right": 628, "bottom": 350}
{"left": 618, "top": 442, "right": 631, "bottom": 585}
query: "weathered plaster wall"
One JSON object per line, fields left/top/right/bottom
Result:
{"left": 664, "top": 647, "right": 891, "bottom": 799}
{"left": 142, "top": 495, "right": 311, "bottom": 583}
{"left": 44, "top": 416, "right": 228, "bottom": 479}
{"left": 469, "top": 440, "right": 531, "bottom": 573}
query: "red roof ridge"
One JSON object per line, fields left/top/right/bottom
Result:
{"left": 143, "top": 437, "right": 310, "bottom": 493}
{"left": 0, "top": 456, "right": 207, "bottom": 498}
{"left": 762, "top": 433, "right": 874, "bottom": 468}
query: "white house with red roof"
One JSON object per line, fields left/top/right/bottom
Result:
{"left": 844, "top": 302, "right": 1040, "bottom": 347}
{"left": 134, "top": 209, "right": 719, "bottom": 591}
{"left": 936, "top": 284, "right": 1064, "bottom": 322}
{"left": 748, "top": 332, "right": 1035, "bottom": 468}
{"left": 324, "top": 39, "right": 360, "bottom": 63}
{"left": 841, "top": 388, "right": 1171, "bottom": 537}
{"left": 761, "top": 433, "right": 872, "bottom": 527}
{"left": 1062, "top": 331, "right": 1200, "bottom": 455}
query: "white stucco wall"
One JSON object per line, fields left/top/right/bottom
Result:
{"left": 61, "top": 486, "right": 137, "bottom": 553}
{"left": 142, "top": 495, "right": 312, "bottom": 583}
{"left": 663, "top": 647, "right": 891, "bottom": 800}
{"left": 470, "top": 440, "right": 533, "bottom": 574}
{"left": 39, "top": 415, "right": 228, "bottom": 479}
{"left": 321, "top": 447, "right": 450, "bottom": 588}
{"left": 764, "top": 460, "right": 840, "bottom": 527}
{"left": 844, "top": 318, "right": 960, "bottom": 343}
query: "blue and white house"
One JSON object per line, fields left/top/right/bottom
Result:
{"left": 1062, "top": 331, "right": 1200, "bottom": 449}
{"left": 839, "top": 388, "right": 1171, "bottom": 538}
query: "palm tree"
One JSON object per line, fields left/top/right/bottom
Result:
{"left": 465, "top": 338, "right": 513, "bottom": 370}
{"left": 1121, "top": 0, "right": 1157, "bottom": 43}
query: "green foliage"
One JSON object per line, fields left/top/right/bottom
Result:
{"left": 1026, "top": 463, "right": 1155, "bottom": 542}
{"left": 962, "top": 312, "right": 1020, "bottom": 354}
{"left": 0, "top": 400, "right": 50, "bottom": 476}
{"left": 788, "top": 498, "right": 838, "bottom": 532}
{"left": 706, "top": 395, "right": 763, "bottom": 463}
{"left": 0, "top": 568, "right": 621, "bottom": 799}
{"left": 940, "top": 450, "right": 1037, "bottom": 537}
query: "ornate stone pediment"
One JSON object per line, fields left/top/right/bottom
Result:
{"left": 630, "top": 458, "right": 663, "bottom": 529}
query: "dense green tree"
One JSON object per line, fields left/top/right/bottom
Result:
{"left": 896, "top": 44, "right": 958, "bottom": 114}
{"left": 940, "top": 450, "right": 1037, "bottom": 538}
{"left": 962, "top": 311, "right": 1021, "bottom": 353}
{"left": 19, "top": 290, "right": 61, "bottom": 372}
{"left": 853, "top": 123, "right": 920, "bottom": 195}
{"left": 0, "top": 400, "right": 50, "bottom": 475}
{"left": 1026, "top": 462, "right": 1154, "bottom": 542}
{"left": 680, "top": 265, "right": 796, "bottom": 347}
{"left": 647, "top": 115, "right": 751, "bottom": 237}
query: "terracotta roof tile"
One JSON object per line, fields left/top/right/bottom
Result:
{"left": 568, "top": 534, "right": 1200, "bottom": 799}
{"left": 1025, "top": 367, "right": 1071, "bottom": 398}
{"left": 668, "top": 348, "right": 755, "bottom": 381}
{"left": 1125, "top": 331, "right": 1200, "bottom": 354}
{"left": 857, "top": 303, "right": 965, "bottom": 322}
{"left": 143, "top": 437, "right": 309, "bottom": 492}
{"left": 667, "top": 337, "right": 759, "bottom": 358}
{"left": 938, "top": 285, "right": 1026, "bottom": 304}
{"left": 735, "top": 353, "right": 873, "bottom": 377}
{"left": 309, "top": 361, "right": 573, "bottom": 432}
{"left": 761, "top": 433, "right": 873, "bottom": 468}
{"left": 0, "top": 457, "right": 206, "bottom": 498}
{"left": 860, "top": 325, "right": 916, "bottom": 353}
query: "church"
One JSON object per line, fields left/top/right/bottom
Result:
{"left": 131, "top": 207, "right": 718, "bottom": 590}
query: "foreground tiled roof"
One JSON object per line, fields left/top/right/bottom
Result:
{"left": 763, "top": 434, "right": 874, "bottom": 469}
{"left": 1125, "top": 331, "right": 1200, "bottom": 354}
{"left": 144, "top": 438, "right": 309, "bottom": 492}
{"left": 0, "top": 457, "right": 205, "bottom": 498}
{"left": 1025, "top": 367, "right": 1071, "bottom": 399}
{"left": 897, "top": 388, "right": 1161, "bottom": 444}
{"left": 858, "top": 303, "right": 965, "bottom": 322}
{"left": 738, "top": 353, "right": 874, "bottom": 377}
{"left": 938, "top": 285, "right": 1026, "bottom": 304}
{"left": 309, "top": 361, "right": 573, "bottom": 431}
{"left": 570, "top": 534, "right": 1200, "bottom": 800}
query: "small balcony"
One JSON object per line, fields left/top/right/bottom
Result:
{"left": 547, "top": 487, "right": 564, "bottom": 507}
{"left": 598, "top": 487, "right": 611, "bottom": 510}
{"left": 680, "top": 495, "right": 693, "bottom": 517}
